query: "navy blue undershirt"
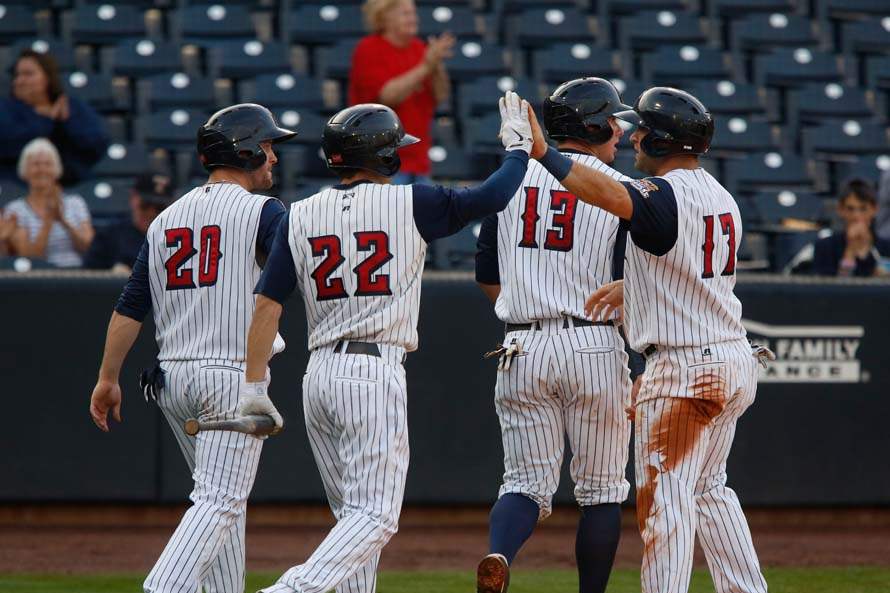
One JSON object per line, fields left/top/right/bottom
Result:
{"left": 256, "top": 150, "right": 530, "bottom": 304}
{"left": 620, "top": 178, "right": 679, "bottom": 256}
{"left": 114, "top": 198, "right": 286, "bottom": 322}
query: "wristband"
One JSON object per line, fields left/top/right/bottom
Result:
{"left": 539, "top": 146, "right": 573, "bottom": 181}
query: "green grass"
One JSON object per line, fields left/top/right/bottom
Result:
{"left": 1, "top": 568, "right": 888, "bottom": 593}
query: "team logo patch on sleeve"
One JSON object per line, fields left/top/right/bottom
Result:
{"left": 628, "top": 179, "right": 660, "bottom": 198}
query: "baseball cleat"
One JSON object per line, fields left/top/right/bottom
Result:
{"left": 476, "top": 553, "right": 510, "bottom": 593}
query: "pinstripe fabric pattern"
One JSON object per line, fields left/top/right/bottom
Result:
{"left": 147, "top": 183, "right": 281, "bottom": 362}
{"left": 262, "top": 344, "right": 409, "bottom": 593}
{"left": 494, "top": 154, "right": 630, "bottom": 324}
{"left": 624, "top": 168, "right": 746, "bottom": 353}
{"left": 634, "top": 340, "right": 767, "bottom": 593}
{"left": 495, "top": 323, "right": 631, "bottom": 519}
{"left": 287, "top": 184, "right": 426, "bottom": 352}
{"left": 145, "top": 360, "right": 264, "bottom": 593}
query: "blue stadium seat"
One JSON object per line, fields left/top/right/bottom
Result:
{"left": 433, "top": 222, "right": 479, "bottom": 270}
{"left": 418, "top": 5, "right": 478, "bottom": 38}
{"left": 515, "top": 7, "right": 591, "bottom": 48}
{"left": 710, "top": 118, "right": 777, "bottom": 155}
{"left": 239, "top": 74, "right": 325, "bottom": 110}
{"left": 139, "top": 72, "right": 217, "bottom": 112}
{"left": 276, "top": 145, "right": 331, "bottom": 183}
{"left": 500, "top": 0, "right": 576, "bottom": 11}
{"left": 753, "top": 190, "right": 826, "bottom": 225}
{"left": 270, "top": 109, "right": 328, "bottom": 146}
{"left": 67, "top": 4, "right": 146, "bottom": 45}
{"left": 7, "top": 39, "right": 77, "bottom": 72}
{"left": 92, "top": 142, "right": 165, "bottom": 179}
{"left": 709, "top": 0, "right": 799, "bottom": 18}
{"left": 754, "top": 48, "right": 844, "bottom": 88}
{"left": 724, "top": 151, "right": 818, "bottom": 193}
{"left": 865, "top": 55, "right": 890, "bottom": 90}
{"left": 532, "top": 43, "right": 624, "bottom": 85}
{"left": 787, "top": 83, "right": 877, "bottom": 129}
{"left": 640, "top": 45, "right": 732, "bottom": 85}
{"left": 618, "top": 10, "right": 708, "bottom": 52}
{"left": 209, "top": 40, "right": 291, "bottom": 80}
{"left": 445, "top": 41, "right": 507, "bottom": 82}
{"left": 840, "top": 20, "right": 890, "bottom": 58}
{"left": 73, "top": 179, "right": 132, "bottom": 217}
{"left": 729, "top": 13, "right": 820, "bottom": 55}
{"left": 0, "top": 5, "right": 37, "bottom": 41}
{"left": 0, "top": 180, "right": 26, "bottom": 208}
{"left": 174, "top": 4, "right": 257, "bottom": 44}
{"left": 817, "top": 0, "right": 886, "bottom": 24}
{"left": 288, "top": 4, "right": 364, "bottom": 45}
{"left": 683, "top": 80, "right": 771, "bottom": 118}
{"left": 63, "top": 71, "right": 124, "bottom": 114}
{"left": 834, "top": 154, "right": 890, "bottom": 186}
{"left": 429, "top": 143, "right": 479, "bottom": 181}
{"left": 464, "top": 112, "right": 502, "bottom": 153}
{"left": 103, "top": 39, "right": 183, "bottom": 78}
{"left": 802, "top": 121, "right": 890, "bottom": 159}
{"left": 140, "top": 109, "right": 209, "bottom": 150}
{"left": 0, "top": 256, "right": 58, "bottom": 271}
{"left": 457, "top": 76, "right": 539, "bottom": 118}
{"left": 315, "top": 39, "right": 359, "bottom": 81}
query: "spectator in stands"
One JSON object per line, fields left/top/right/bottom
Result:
{"left": 4, "top": 138, "right": 94, "bottom": 268}
{"left": 0, "top": 49, "right": 109, "bottom": 186}
{"left": 350, "top": 0, "right": 455, "bottom": 184}
{"left": 876, "top": 170, "right": 890, "bottom": 242}
{"left": 84, "top": 172, "right": 175, "bottom": 272}
{"left": 0, "top": 212, "right": 15, "bottom": 256}
{"left": 812, "top": 179, "right": 890, "bottom": 277}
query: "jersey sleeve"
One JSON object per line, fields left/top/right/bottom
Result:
{"left": 474, "top": 214, "right": 499, "bottom": 285}
{"left": 114, "top": 240, "right": 152, "bottom": 321}
{"left": 620, "top": 177, "right": 679, "bottom": 256}
{"left": 254, "top": 213, "right": 298, "bottom": 304}
{"left": 256, "top": 198, "right": 287, "bottom": 257}
{"left": 412, "top": 150, "right": 528, "bottom": 242}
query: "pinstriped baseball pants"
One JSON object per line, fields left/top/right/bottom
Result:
{"left": 634, "top": 339, "right": 767, "bottom": 593}
{"left": 262, "top": 343, "right": 409, "bottom": 593}
{"left": 144, "top": 360, "right": 264, "bottom": 593}
{"left": 494, "top": 323, "right": 632, "bottom": 520}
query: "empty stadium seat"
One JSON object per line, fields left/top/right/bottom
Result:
{"left": 840, "top": 19, "right": 890, "bottom": 58}
{"left": 618, "top": 10, "right": 708, "bottom": 52}
{"left": 428, "top": 143, "right": 479, "bottom": 181}
{"left": 92, "top": 143, "right": 157, "bottom": 179}
{"left": 140, "top": 109, "right": 209, "bottom": 150}
{"left": 515, "top": 7, "right": 591, "bottom": 48}
{"left": 817, "top": 0, "right": 886, "bottom": 24}
{"left": 0, "top": 5, "right": 37, "bottom": 41}
{"left": 315, "top": 39, "right": 360, "bottom": 81}
{"left": 138, "top": 72, "right": 217, "bottom": 112}
{"left": 753, "top": 190, "right": 826, "bottom": 224}
{"left": 834, "top": 154, "right": 890, "bottom": 186}
{"left": 209, "top": 40, "right": 291, "bottom": 80}
{"left": 270, "top": 109, "right": 328, "bottom": 146}
{"left": 683, "top": 80, "right": 772, "bottom": 117}
{"left": 103, "top": 39, "right": 183, "bottom": 78}
{"left": 464, "top": 112, "right": 503, "bottom": 153}
{"left": 787, "top": 83, "right": 876, "bottom": 128}
{"left": 754, "top": 48, "right": 844, "bottom": 88}
{"left": 63, "top": 71, "right": 125, "bottom": 114}
{"left": 174, "top": 4, "right": 257, "bottom": 44}
{"left": 457, "top": 76, "right": 539, "bottom": 118}
{"left": 710, "top": 118, "right": 777, "bottom": 155}
{"left": 532, "top": 43, "right": 624, "bottom": 84}
{"left": 6, "top": 38, "right": 77, "bottom": 72}
{"left": 276, "top": 145, "right": 331, "bottom": 183}
{"left": 802, "top": 121, "right": 890, "bottom": 158}
{"left": 72, "top": 179, "right": 132, "bottom": 217}
{"left": 640, "top": 45, "right": 732, "bottom": 85}
{"left": 67, "top": 4, "right": 146, "bottom": 45}
{"left": 0, "top": 256, "right": 58, "bottom": 271}
{"left": 724, "top": 151, "right": 818, "bottom": 192}
{"left": 445, "top": 41, "right": 507, "bottom": 82}
{"left": 865, "top": 55, "right": 890, "bottom": 89}
{"left": 710, "top": 0, "right": 798, "bottom": 18}
{"left": 433, "top": 222, "right": 479, "bottom": 270}
{"left": 729, "top": 13, "right": 820, "bottom": 54}
{"left": 288, "top": 3, "right": 364, "bottom": 45}
{"left": 239, "top": 73, "right": 325, "bottom": 110}
{"left": 418, "top": 5, "right": 478, "bottom": 38}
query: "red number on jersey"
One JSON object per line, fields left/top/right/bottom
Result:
{"left": 353, "top": 231, "right": 394, "bottom": 296}
{"left": 701, "top": 213, "right": 737, "bottom": 279}
{"left": 197, "top": 225, "right": 222, "bottom": 287}
{"left": 164, "top": 228, "right": 197, "bottom": 290}
{"left": 308, "top": 235, "right": 348, "bottom": 300}
{"left": 517, "top": 186, "right": 578, "bottom": 251}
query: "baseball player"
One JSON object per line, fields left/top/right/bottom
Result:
{"left": 234, "top": 94, "right": 535, "bottom": 593}
{"left": 474, "top": 78, "right": 633, "bottom": 593}
{"left": 528, "top": 87, "right": 769, "bottom": 593}
{"left": 88, "top": 104, "right": 296, "bottom": 593}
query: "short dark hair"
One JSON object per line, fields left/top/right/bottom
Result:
{"left": 14, "top": 49, "right": 64, "bottom": 102}
{"left": 839, "top": 178, "right": 877, "bottom": 206}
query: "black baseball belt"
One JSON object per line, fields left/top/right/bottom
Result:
{"left": 505, "top": 317, "right": 614, "bottom": 334}
{"left": 333, "top": 340, "right": 381, "bottom": 357}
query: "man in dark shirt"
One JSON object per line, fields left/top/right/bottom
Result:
{"left": 812, "top": 179, "right": 890, "bottom": 277}
{"left": 83, "top": 172, "right": 174, "bottom": 271}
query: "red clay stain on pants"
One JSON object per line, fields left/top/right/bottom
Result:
{"left": 636, "top": 373, "right": 727, "bottom": 551}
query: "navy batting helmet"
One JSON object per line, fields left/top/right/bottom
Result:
{"left": 322, "top": 104, "right": 419, "bottom": 177}
{"left": 614, "top": 87, "right": 714, "bottom": 158}
{"left": 197, "top": 103, "right": 296, "bottom": 172}
{"left": 542, "top": 78, "right": 631, "bottom": 145}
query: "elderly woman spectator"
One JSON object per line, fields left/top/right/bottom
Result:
{"left": 350, "top": 0, "right": 455, "bottom": 184}
{"left": 4, "top": 138, "right": 94, "bottom": 267}
{"left": 0, "top": 49, "right": 109, "bottom": 186}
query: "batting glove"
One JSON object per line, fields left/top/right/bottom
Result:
{"left": 236, "top": 381, "right": 284, "bottom": 430}
{"left": 499, "top": 91, "right": 534, "bottom": 154}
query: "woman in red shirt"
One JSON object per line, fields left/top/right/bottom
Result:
{"left": 350, "top": 0, "right": 455, "bottom": 184}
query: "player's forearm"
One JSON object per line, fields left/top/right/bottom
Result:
{"left": 378, "top": 62, "right": 432, "bottom": 107}
{"left": 538, "top": 147, "right": 634, "bottom": 220}
{"left": 477, "top": 282, "right": 500, "bottom": 303}
{"left": 461, "top": 151, "right": 529, "bottom": 219}
{"left": 98, "top": 312, "right": 142, "bottom": 383}
{"left": 245, "top": 295, "right": 282, "bottom": 383}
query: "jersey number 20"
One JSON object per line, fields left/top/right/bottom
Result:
{"left": 701, "top": 213, "right": 736, "bottom": 278}
{"left": 308, "top": 231, "right": 393, "bottom": 300}
{"left": 164, "top": 226, "right": 222, "bottom": 290}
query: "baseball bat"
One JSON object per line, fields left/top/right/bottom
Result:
{"left": 184, "top": 415, "right": 282, "bottom": 437}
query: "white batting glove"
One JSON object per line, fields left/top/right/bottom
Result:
{"left": 498, "top": 91, "right": 533, "bottom": 154}
{"left": 236, "top": 381, "right": 283, "bottom": 430}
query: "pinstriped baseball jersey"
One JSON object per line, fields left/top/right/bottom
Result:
{"left": 624, "top": 168, "right": 746, "bottom": 352}
{"left": 286, "top": 183, "right": 427, "bottom": 352}
{"left": 146, "top": 182, "right": 277, "bottom": 361}
{"left": 494, "top": 154, "right": 631, "bottom": 323}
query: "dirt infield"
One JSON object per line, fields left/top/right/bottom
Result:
{"left": 1, "top": 506, "right": 889, "bottom": 574}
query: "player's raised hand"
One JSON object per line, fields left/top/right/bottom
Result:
{"left": 498, "top": 91, "right": 533, "bottom": 154}
{"left": 90, "top": 380, "right": 122, "bottom": 432}
{"left": 584, "top": 279, "right": 624, "bottom": 322}
{"left": 525, "top": 102, "right": 548, "bottom": 159}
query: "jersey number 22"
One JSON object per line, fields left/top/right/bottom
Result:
{"left": 308, "top": 231, "right": 393, "bottom": 300}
